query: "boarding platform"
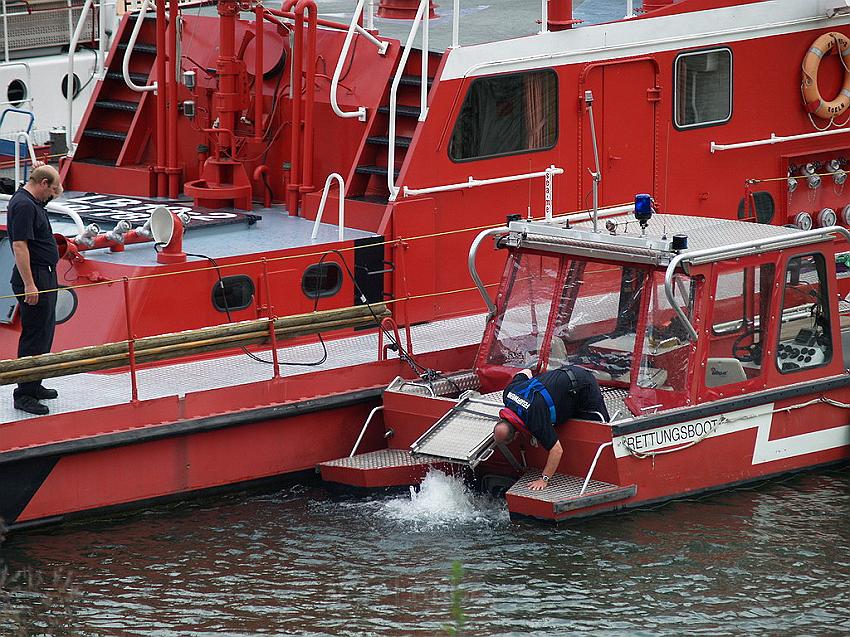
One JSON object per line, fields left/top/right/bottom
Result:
{"left": 506, "top": 470, "right": 637, "bottom": 522}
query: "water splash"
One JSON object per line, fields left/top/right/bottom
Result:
{"left": 379, "top": 468, "right": 507, "bottom": 530}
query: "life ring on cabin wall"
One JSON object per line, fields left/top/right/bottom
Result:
{"left": 802, "top": 31, "right": 850, "bottom": 119}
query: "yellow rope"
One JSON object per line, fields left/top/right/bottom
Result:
{"left": 0, "top": 201, "right": 631, "bottom": 300}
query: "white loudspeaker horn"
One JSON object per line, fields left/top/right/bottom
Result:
{"left": 151, "top": 205, "right": 186, "bottom": 264}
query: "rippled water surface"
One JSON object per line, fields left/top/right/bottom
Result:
{"left": 3, "top": 467, "right": 850, "bottom": 636}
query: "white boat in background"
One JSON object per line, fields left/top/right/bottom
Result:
{"left": 0, "top": 0, "right": 116, "bottom": 176}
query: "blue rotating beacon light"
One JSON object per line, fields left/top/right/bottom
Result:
{"left": 634, "top": 193, "right": 655, "bottom": 236}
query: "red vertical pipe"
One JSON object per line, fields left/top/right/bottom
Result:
{"left": 297, "top": 0, "right": 316, "bottom": 193}
{"left": 286, "top": 5, "right": 303, "bottom": 214}
{"left": 122, "top": 277, "right": 139, "bottom": 403}
{"left": 218, "top": 0, "right": 238, "bottom": 134}
{"left": 261, "top": 258, "right": 281, "bottom": 378}
{"left": 155, "top": 0, "right": 167, "bottom": 196}
{"left": 254, "top": 5, "right": 265, "bottom": 142}
{"left": 167, "top": 0, "right": 179, "bottom": 197}
{"left": 547, "top": 0, "right": 575, "bottom": 30}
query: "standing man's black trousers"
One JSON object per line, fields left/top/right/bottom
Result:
{"left": 12, "top": 263, "right": 57, "bottom": 397}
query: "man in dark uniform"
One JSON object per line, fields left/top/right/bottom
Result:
{"left": 8, "top": 164, "right": 63, "bottom": 415}
{"left": 494, "top": 365, "right": 609, "bottom": 491}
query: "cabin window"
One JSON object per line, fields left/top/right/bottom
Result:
{"left": 449, "top": 69, "right": 558, "bottom": 162}
{"left": 302, "top": 263, "right": 342, "bottom": 299}
{"left": 55, "top": 287, "right": 78, "bottom": 324}
{"left": 706, "top": 263, "right": 775, "bottom": 389}
{"left": 212, "top": 275, "right": 255, "bottom": 312}
{"left": 775, "top": 254, "right": 833, "bottom": 374}
{"left": 486, "top": 253, "right": 561, "bottom": 369}
{"left": 548, "top": 263, "right": 646, "bottom": 382}
{"left": 674, "top": 48, "right": 732, "bottom": 129}
{"left": 637, "top": 271, "right": 694, "bottom": 392}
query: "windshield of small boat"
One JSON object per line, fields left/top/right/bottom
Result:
{"left": 485, "top": 252, "right": 561, "bottom": 369}
{"left": 546, "top": 260, "right": 647, "bottom": 382}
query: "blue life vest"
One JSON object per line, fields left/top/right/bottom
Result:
{"left": 503, "top": 377, "right": 557, "bottom": 426}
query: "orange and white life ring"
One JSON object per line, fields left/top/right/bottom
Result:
{"left": 802, "top": 31, "right": 850, "bottom": 119}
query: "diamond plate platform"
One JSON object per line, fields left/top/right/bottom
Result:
{"left": 506, "top": 469, "right": 637, "bottom": 520}
{"left": 318, "top": 449, "right": 456, "bottom": 488}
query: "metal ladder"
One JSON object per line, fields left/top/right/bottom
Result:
{"left": 409, "top": 395, "right": 504, "bottom": 468}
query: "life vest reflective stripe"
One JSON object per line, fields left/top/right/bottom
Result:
{"left": 503, "top": 377, "right": 557, "bottom": 426}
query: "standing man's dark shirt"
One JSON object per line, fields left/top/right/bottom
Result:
{"left": 502, "top": 365, "right": 610, "bottom": 450}
{"left": 7, "top": 188, "right": 59, "bottom": 268}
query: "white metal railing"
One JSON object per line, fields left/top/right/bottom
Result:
{"left": 13, "top": 131, "right": 36, "bottom": 186}
{"left": 349, "top": 405, "right": 383, "bottom": 457}
{"left": 66, "top": 0, "right": 95, "bottom": 152}
{"left": 330, "top": 0, "right": 388, "bottom": 122}
{"left": 625, "top": 0, "right": 635, "bottom": 19}
{"left": 403, "top": 165, "right": 565, "bottom": 218}
{"left": 580, "top": 441, "right": 613, "bottom": 495}
{"left": 540, "top": 0, "right": 547, "bottom": 33}
{"left": 387, "top": 0, "right": 430, "bottom": 200}
{"left": 123, "top": 0, "right": 157, "bottom": 93}
{"left": 311, "top": 172, "right": 346, "bottom": 241}
{"left": 451, "top": 0, "right": 459, "bottom": 47}
{"left": 710, "top": 128, "right": 850, "bottom": 153}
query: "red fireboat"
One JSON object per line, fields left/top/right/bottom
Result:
{"left": 3, "top": 0, "right": 850, "bottom": 528}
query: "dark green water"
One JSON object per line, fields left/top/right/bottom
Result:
{"left": 2, "top": 466, "right": 849, "bottom": 636}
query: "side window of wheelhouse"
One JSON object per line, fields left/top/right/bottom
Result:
{"left": 776, "top": 254, "right": 833, "bottom": 373}
{"left": 449, "top": 69, "right": 558, "bottom": 161}
{"left": 706, "top": 263, "right": 774, "bottom": 389}
{"left": 674, "top": 48, "right": 732, "bottom": 129}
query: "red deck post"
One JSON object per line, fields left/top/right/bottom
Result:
{"left": 167, "top": 0, "right": 180, "bottom": 197}
{"left": 254, "top": 5, "right": 264, "bottom": 142}
{"left": 547, "top": 0, "right": 577, "bottom": 30}
{"left": 285, "top": 0, "right": 302, "bottom": 214}
{"left": 394, "top": 238, "right": 414, "bottom": 355}
{"left": 122, "top": 277, "right": 140, "bottom": 403}
{"left": 155, "top": 0, "right": 167, "bottom": 196}
{"left": 261, "top": 258, "right": 282, "bottom": 378}
{"left": 296, "top": 0, "right": 317, "bottom": 195}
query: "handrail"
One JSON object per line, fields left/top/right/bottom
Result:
{"left": 66, "top": 0, "right": 95, "bottom": 152}
{"left": 123, "top": 0, "right": 158, "bottom": 93}
{"left": 452, "top": 0, "right": 459, "bottom": 47}
{"left": 387, "top": 0, "right": 429, "bottom": 201}
{"left": 664, "top": 225, "right": 850, "bottom": 342}
{"left": 0, "top": 192, "right": 86, "bottom": 234}
{"left": 468, "top": 226, "right": 509, "bottom": 316}
{"left": 311, "top": 172, "right": 346, "bottom": 241}
{"left": 12, "top": 130, "right": 35, "bottom": 186}
{"left": 404, "top": 165, "right": 564, "bottom": 196}
{"left": 350, "top": 405, "right": 383, "bottom": 456}
{"left": 710, "top": 127, "right": 850, "bottom": 153}
{"left": 330, "top": 0, "right": 388, "bottom": 123}
{"left": 579, "top": 441, "right": 613, "bottom": 496}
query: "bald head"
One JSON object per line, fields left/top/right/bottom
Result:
{"left": 26, "top": 164, "right": 62, "bottom": 203}
{"left": 493, "top": 419, "right": 516, "bottom": 444}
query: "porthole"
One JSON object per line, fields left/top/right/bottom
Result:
{"left": 7, "top": 79, "right": 27, "bottom": 108}
{"left": 211, "top": 275, "right": 255, "bottom": 312}
{"left": 61, "top": 73, "right": 82, "bottom": 99}
{"left": 55, "top": 286, "right": 77, "bottom": 324}
{"left": 302, "top": 263, "right": 342, "bottom": 299}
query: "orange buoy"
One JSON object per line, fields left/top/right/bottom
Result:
{"left": 802, "top": 31, "right": 850, "bottom": 119}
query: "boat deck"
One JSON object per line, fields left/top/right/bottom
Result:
{"left": 0, "top": 312, "right": 486, "bottom": 424}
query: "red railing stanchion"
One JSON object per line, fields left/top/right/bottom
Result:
{"left": 394, "top": 238, "right": 414, "bottom": 355}
{"left": 122, "top": 276, "right": 140, "bottom": 403}
{"left": 261, "top": 258, "right": 281, "bottom": 378}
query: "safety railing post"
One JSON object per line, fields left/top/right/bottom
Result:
{"left": 14, "top": 131, "right": 36, "bottom": 187}
{"left": 451, "top": 0, "right": 459, "bottom": 48}
{"left": 311, "top": 172, "right": 346, "bottom": 241}
{"left": 394, "top": 238, "right": 414, "bottom": 355}
{"left": 420, "top": 0, "right": 429, "bottom": 122}
{"left": 66, "top": 0, "right": 95, "bottom": 153}
{"left": 261, "top": 258, "right": 281, "bottom": 378}
{"left": 122, "top": 277, "right": 140, "bottom": 403}
{"left": 540, "top": 0, "right": 548, "bottom": 33}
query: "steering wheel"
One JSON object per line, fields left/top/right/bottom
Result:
{"left": 732, "top": 327, "right": 762, "bottom": 365}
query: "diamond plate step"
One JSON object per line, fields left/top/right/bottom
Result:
{"left": 82, "top": 129, "right": 127, "bottom": 141}
{"left": 95, "top": 99, "right": 139, "bottom": 112}
{"left": 318, "top": 449, "right": 455, "bottom": 488}
{"left": 378, "top": 105, "right": 420, "bottom": 118}
{"left": 506, "top": 469, "right": 636, "bottom": 521}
